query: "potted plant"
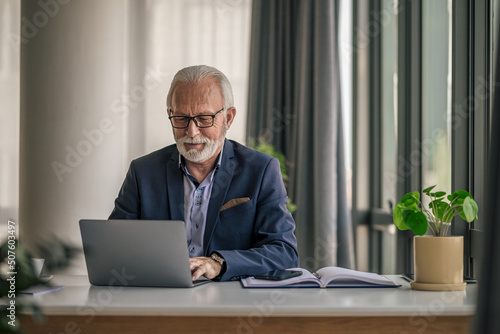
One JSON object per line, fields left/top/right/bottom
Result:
{"left": 393, "top": 185, "right": 478, "bottom": 291}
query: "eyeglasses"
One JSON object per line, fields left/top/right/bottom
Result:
{"left": 168, "top": 108, "right": 224, "bottom": 129}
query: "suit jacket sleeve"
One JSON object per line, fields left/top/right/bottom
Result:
{"left": 109, "top": 160, "right": 140, "bottom": 220}
{"left": 215, "top": 157, "right": 299, "bottom": 281}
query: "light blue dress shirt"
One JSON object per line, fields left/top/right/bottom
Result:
{"left": 180, "top": 150, "right": 222, "bottom": 257}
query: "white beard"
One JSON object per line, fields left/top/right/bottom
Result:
{"left": 176, "top": 130, "right": 226, "bottom": 163}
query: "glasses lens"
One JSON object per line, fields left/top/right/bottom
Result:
{"left": 171, "top": 117, "right": 190, "bottom": 128}
{"left": 194, "top": 116, "right": 214, "bottom": 127}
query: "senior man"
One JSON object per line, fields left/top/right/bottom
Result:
{"left": 109, "top": 65, "right": 298, "bottom": 281}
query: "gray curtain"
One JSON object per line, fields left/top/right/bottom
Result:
{"left": 473, "top": 20, "right": 500, "bottom": 333}
{"left": 247, "top": 0, "right": 355, "bottom": 271}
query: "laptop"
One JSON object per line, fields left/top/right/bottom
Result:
{"left": 79, "top": 219, "right": 210, "bottom": 288}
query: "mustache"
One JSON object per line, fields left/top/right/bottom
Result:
{"left": 176, "top": 136, "right": 211, "bottom": 144}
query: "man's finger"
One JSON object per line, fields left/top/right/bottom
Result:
{"left": 192, "top": 267, "right": 205, "bottom": 281}
{"left": 189, "top": 257, "right": 204, "bottom": 270}
{"left": 189, "top": 259, "right": 199, "bottom": 271}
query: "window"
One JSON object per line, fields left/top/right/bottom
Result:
{"left": 353, "top": 0, "right": 494, "bottom": 276}
{"left": 421, "top": 0, "right": 452, "bottom": 198}
{"left": 381, "top": 0, "right": 397, "bottom": 211}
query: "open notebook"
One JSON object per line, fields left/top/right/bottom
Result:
{"left": 241, "top": 267, "right": 400, "bottom": 288}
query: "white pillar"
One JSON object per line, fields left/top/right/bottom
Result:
{"left": 19, "top": 0, "right": 131, "bottom": 273}
{"left": 0, "top": 0, "right": 20, "bottom": 235}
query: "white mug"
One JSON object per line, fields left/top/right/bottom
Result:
{"left": 31, "top": 258, "right": 45, "bottom": 278}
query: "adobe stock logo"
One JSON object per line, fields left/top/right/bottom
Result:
{"left": 9, "top": 0, "right": 73, "bottom": 52}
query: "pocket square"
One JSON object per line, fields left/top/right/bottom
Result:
{"left": 221, "top": 197, "right": 251, "bottom": 211}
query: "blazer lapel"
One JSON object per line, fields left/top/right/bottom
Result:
{"left": 166, "top": 151, "right": 184, "bottom": 221}
{"left": 203, "top": 139, "right": 235, "bottom": 254}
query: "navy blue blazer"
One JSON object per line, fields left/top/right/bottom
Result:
{"left": 109, "top": 139, "right": 299, "bottom": 281}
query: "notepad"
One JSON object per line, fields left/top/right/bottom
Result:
{"left": 241, "top": 267, "right": 400, "bottom": 288}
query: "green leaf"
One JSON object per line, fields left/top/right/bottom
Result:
{"left": 405, "top": 211, "right": 428, "bottom": 235}
{"left": 430, "top": 191, "right": 446, "bottom": 198}
{"left": 404, "top": 198, "right": 418, "bottom": 208}
{"left": 453, "top": 190, "right": 473, "bottom": 199}
{"left": 393, "top": 204, "right": 408, "bottom": 230}
{"left": 401, "top": 191, "right": 420, "bottom": 203}
{"left": 423, "top": 185, "right": 436, "bottom": 195}
{"left": 402, "top": 210, "right": 413, "bottom": 221}
{"left": 470, "top": 199, "right": 479, "bottom": 221}
{"left": 462, "top": 198, "right": 473, "bottom": 221}
{"left": 401, "top": 203, "right": 418, "bottom": 213}
{"left": 461, "top": 197, "right": 478, "bottom": 222}
{"left": 429, "top": 199, "right": 443, "bottom": 206}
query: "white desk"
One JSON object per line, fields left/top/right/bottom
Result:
{"left": 20, "top": 275, "right": 476, "bottom": 333}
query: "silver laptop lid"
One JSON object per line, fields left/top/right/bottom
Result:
{"left": 79, "top": 219, "right": 203, "bottom": 288}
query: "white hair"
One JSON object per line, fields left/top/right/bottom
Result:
{"left": 166, "top": 65, "right": 234, "bottom": 110}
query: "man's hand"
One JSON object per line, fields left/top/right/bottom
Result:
{"left": 189, "top": 257, "right": 221, "bottom": 280}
